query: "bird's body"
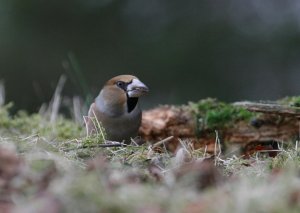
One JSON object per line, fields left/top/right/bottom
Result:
{"left": 85, "top": 75, "right": 148, "bottom": 143}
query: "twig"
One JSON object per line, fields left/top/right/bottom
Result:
{"left": 83, "top": 116, "right": 91, "bottom": 136}
{"left": 0, "top": 80, "right": 5, "bottom": 106}
{"left": 151, "top": 136, "right": 174, "bottom": 149}
{"left": 256, "top": 150, "right": 281, "bottom": 153}
{"left": 92, "top": 110, "right": 106, "bottom": 140}
{"left": 62, "top": 140, "right": 140, "bottom": 152}
{"left": 50, "top": 75, "right": 67, "bottom": 123}
{"left": 72, "top": 96, "right": 83, "bottom": 124}
{"left": 214, "top": 130, "right": 222, "bottom": 166}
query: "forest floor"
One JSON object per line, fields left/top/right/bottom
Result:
{"left": 1, "top": 102, "right": 300, "bottom": 213}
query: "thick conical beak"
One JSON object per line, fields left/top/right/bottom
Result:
{"left": 127, "top": 79, "right": 149, "bottom": 98}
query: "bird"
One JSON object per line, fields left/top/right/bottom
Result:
{"left": 85, "top": 75, "right": 149, "bottom": 143}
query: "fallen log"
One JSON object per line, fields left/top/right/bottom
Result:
{"left": 139, "top": 98, "right": 300, "bottom": 155}
{"left": 234, "top": 101, "right": 300, "bottom": 117}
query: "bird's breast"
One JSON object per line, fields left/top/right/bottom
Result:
{"left": 99, "top": 106, "right": 142, "bottom": 141}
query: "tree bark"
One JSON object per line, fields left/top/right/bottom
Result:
{"left": 139, "top": 102, "right": 300, "bottom": 155}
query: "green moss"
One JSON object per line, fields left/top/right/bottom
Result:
{"left": 82, "top": 135, "right": 105, "bottom": 147}
{"left": 0, "top": 102, "right": 14, "bottom": 128}
{"left": 54, "top": 118, "right": 83, "bottom": 139}
{"left": 0, "top": 104, "right": 84, "bottom": 139}
{"left": 279, "top": 96, "right": 300, "bottom": 107}
{"left": 190, "top": 98, "right": 255, "bottom": 130}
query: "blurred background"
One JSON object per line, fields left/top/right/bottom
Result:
{"left": 1, "top": 0, "right": 300, "bottom": 113}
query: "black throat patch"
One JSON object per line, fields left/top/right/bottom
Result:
{"left": 127, "top": 97, "right": 138, "bottom": 113}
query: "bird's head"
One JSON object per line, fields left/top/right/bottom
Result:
{"left": 99, "top": 75, "right": 149, "bottom": 114}
{"left": 105, "top": 75, "right": 149, "bottom": 98}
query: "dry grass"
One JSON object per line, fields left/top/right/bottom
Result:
{"left": 1, "top": 114, "right": 300, "bottom": 213}
{"left": 0, "top": 121, "right": 300, "bottom": 212}
{"left": 1, "top": 80, "right": 300, "bottom": 212}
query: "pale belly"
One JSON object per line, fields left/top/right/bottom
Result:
{"left": 101, "top": 109, "right": 142, "bottom": 142}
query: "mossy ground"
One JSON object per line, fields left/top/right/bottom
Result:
{"left": 1, "top": 101, "right": 300, "bottom": 212}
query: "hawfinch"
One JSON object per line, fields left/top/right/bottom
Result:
{"left": 85, "top": 75, "right": 149, "bottom": 143}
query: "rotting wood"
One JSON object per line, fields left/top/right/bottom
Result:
{"left": 234, "top": 101, "right": 300, "bottom": 117}
{"left": 139, "top": 102, "right": 300, "bottom": 155}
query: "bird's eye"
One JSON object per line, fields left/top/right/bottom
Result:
{"left": 116, "top": 81, "right": 126, "bottom": 90}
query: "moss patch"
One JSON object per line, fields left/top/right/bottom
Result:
{"left": 279, "top": 96, "right": 300, "bottom": 107}
{"left": 0, "top": 103, "right": 83, "bottom": 139}
{"left": 190, "top": 98, "right": 255, "bottom": 131}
